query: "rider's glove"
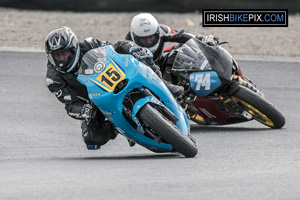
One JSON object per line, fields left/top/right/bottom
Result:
{"left": 202, "top": 35, "right": 219, "bottom": 46}
{"left": 150, "top": 64, "right": 162, "bottom": 78}
{"left": 129, "top": 46, "right": 153, "bottom": 60}
{"left": 81, "top": 104, "right": 93, "bottom": 119}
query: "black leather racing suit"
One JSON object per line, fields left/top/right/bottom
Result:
{"left": 45, "top": 38, "right": 150, "bottom": 146}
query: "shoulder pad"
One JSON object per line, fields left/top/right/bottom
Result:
{"left": 82, "top": 37, "right": 102, "bottom": 48}
{"left": 159, "top": 24, "right": 175, "bottom": 36}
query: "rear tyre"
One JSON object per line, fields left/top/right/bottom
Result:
{"left": 138, "top": 104, "right": 198, "bottom": 157}
{"left": 231, "top": 86, "right": 285, "bottom": 129}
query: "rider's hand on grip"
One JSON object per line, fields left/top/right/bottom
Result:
{"left": 202, "top": 35, "right": 219, "bottom": 46}
{"left": 129, "top": 46, "right": 153, "bottom": 60}
{"left": 81, "top": 104, "right": 93, "bottom": 119}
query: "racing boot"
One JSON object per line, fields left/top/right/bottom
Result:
{"left": 82, "top": 120, "right": 117, "bottom": 150}
{"left": 163, "top": 80, "right": 184, "bottom": 97}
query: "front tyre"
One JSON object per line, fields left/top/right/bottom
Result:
{"left": 231, "top": 85, "right": 285, "bottom": 129}
{"left": 138, "top": 104, "right": 198, "bottom": 158}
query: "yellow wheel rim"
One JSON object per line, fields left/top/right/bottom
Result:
{"left": 231, "top": 97, "right": 274, "bottom": 127}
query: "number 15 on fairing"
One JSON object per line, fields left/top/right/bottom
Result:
{"left": 189, "top": 71, "right": 221, "bottom": 97}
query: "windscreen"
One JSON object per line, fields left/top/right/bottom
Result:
{"left": 172, "top": 39, "right": 211, "bottom": 71}
{"left": 172, "top": 38, "right": 234, "bottom": 81}
{"left": 80, "top": 47, "right": 107, "bottom": 75}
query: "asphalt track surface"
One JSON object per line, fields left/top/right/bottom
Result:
{"left": 1, "top": 51, "right": 300, "bottom": 200}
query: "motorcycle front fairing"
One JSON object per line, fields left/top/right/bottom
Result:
{"left": 172, "top": 38, "right": 234, "bottom": 97}
{"left": 77, "top": 45, "right": 189, "bottom": 152}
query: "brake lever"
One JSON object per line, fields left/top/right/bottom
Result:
{"left": 219, "top": 41, "right": 229, "bottom": 45}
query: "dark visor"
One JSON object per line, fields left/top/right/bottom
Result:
{"left": 133, "top": 32, "right": 160, "bottom": 48}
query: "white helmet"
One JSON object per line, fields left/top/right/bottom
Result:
{"left": 130, "top": 13, "right": 160, "bottom": 53}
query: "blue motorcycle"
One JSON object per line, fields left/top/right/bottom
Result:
{"left": 77, "top": 45, "right": 198, "bottom": 157}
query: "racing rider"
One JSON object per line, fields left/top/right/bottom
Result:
{"left": 45, "top": 26, "right": 161, "bottom": 150}
{"left": 125, "top": 13, "right": 219, "bottom": 83}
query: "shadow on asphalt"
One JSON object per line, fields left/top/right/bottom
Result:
{"left": 189, "top": 124, "right": 281, "bottom": 133}
{"left": 60, "top": 153, "right": 183, "bottom": 160}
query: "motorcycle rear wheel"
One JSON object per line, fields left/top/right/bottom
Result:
{"left": 138, "top": 104, "right": 198, "bottom": 158}
{"left": 231, "top": 85, "right": 285, "bottom": 129}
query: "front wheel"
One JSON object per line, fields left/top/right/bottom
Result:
{"left": 231, "top": 85, "right": 285, "bottom": 129}
{"left": 138, "top": 104, "right": 198, "bottom": 158}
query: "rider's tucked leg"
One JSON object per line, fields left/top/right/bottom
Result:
{"left": 148, "top": 62, "right": 184, "bottom": 97}
{"left": 81, "top": 110, "right": 117, "bottom": 150}
{"left": 163, "top": 80, "right": 184, "bottom": 97}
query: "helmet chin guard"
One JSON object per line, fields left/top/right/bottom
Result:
{"left": 67, "top": 46, "right": 80, "bottom": 73}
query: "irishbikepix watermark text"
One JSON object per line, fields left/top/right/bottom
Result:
{"left": 202, "top": 9, "right": 288, "bottom": 27}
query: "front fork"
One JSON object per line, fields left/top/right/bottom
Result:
{"left": 232, "top": 75, "right": 264, "bottom": 97}
{"left": 221, "top": 75, "right": 262, "bottom": 118}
